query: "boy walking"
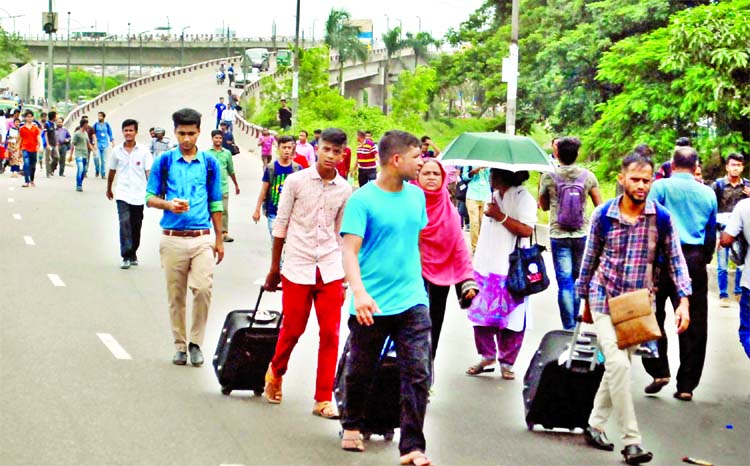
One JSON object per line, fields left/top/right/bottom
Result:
{"left": 207, "top": 130, "right": 240, "bottom": 243}
{"left": 253, "top": 135, "right": 301, "bottom": 236}
{"left": 106, "top": 119, "right": 153, "bottom": 269}
{"left": 339, "top": 130, "right": 433, "bottom": 466}
{"left": 262, "top": 128, "right": 352, "bottom": 419}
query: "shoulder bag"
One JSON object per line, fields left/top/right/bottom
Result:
{"left": 507, "top": 226, "right": 550, "bottom": 297}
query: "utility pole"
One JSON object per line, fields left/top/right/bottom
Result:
{"left": 46, "top": 0, "right": 54, "bottom": 107}
{"left": 505, "top": 0, "right": 519, "bottom": 135}
{"left": 127, "top": 22, "right": 131, "bottom": 81}
{"left": 292, "top": 0, "right": 300, "bottom": 120}
{"left": 65, "top": 12, "right": 70, "bottom": 102}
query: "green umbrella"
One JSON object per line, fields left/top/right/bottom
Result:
{"left": 438, "top": 132, "right": 554, "bottom": 172}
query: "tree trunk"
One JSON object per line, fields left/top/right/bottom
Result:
{"left": 382, "top": 59, "right": 390, "bottom": 114}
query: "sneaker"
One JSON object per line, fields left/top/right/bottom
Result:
{"left": 720, "top": 297, "right": 730, "bottom": 308}
{"left": 76, "top": 187, "right": 83, "bottom": 192}
{"left": 734, "top": 294, "right": 742, "bottom": 304}
{"left": 188, "top": 343, "right": 204, "bottom": 366}
{"left": 120, "top": 259, "right": 131, "bottom": 269}
{"left": 223, "top": 234, "right": 235, "bottom": 243}
{"left": 130, "top": 259, "right": 139, "bottom": 266}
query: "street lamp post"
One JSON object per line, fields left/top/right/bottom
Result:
{"left": 127, "top": 22, "right": 131, "bottom": 81}
{"left": 101, "top": 35, "right": 116, "bottom": 94}
{"left": 180, "top": 26, "right": 190, "bottom": 67}
{"left": 46, "top": 0, "right": 54, "bottom": 107}
{"left": 417, "top": 16, "right": 422, "bottom": 33}
{"left": 292, "top": 0, "right": 300, "bottom": 119}
{"left": 65, "top": 12, "right": 71, "bottom": 102}
{"left": 311, "top": 19, "right": 318, "bottom": 43}
{"left": 505, "top": 0, "right": 520, "bottom": 135}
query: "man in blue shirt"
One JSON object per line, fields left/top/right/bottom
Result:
{"left": 339, "top": 130, "right": 433, "bottom": 466}
{"left": 645, "top": 146, "right": 717, "bottom": 401}
{"left": 93, "top": 111, "right": 114, "bottom": 179}
{"left": 145, "top": 108, "right": 224, "bottom": 367}
{"left": 213, "top": 97, "right": 226, "bottom": 129}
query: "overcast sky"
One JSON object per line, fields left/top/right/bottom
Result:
{"left": 2, "top": 0, "right": 484, "bottom": 40}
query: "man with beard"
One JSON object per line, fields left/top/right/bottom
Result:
{"left": 577, "top": 153, "right": 691, "bottom": 465}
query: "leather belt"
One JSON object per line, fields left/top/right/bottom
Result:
{"left": 162, "top": 229, "right": 210, "bottom": 237}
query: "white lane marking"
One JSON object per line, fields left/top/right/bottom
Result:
{"left": 96, "top": 333, "right": 133, "bottom": 360}
{"left": 7, "top": 197, "right": 14, "bottom": 203}
{"left": 47, "top": 274, "right": 66, "bottom": 287}
{"left": 23, "top": 235, "right": 35, "bottom": 246}
{"left": 13, "top": 213, "right": 22, "bottom": 220}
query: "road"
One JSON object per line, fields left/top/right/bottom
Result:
{"left": 0, "top": 71, "right": 748, "bottom": 466}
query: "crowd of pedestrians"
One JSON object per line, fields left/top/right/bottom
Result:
{"left": 2, "top": 98, "right": 747, "bottom": 465}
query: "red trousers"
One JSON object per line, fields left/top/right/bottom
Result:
{"left": 271, "top": 270, "right": 344, "bottom": 402}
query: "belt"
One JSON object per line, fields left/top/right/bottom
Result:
{"left": 162, "top": 229, "right": 210, "bottom": 237}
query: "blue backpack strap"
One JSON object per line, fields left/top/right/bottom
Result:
{"left": 597, "top": 198, "right": 617, "bottom": 238}
{"left": 158, "top": 150, "right": 173, "bottom": 198}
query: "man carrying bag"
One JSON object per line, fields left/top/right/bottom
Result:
{"left": 576, "top": 153, "right": 691, "bottom": 465}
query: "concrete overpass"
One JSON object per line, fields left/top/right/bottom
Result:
{"left": 16, "top": 35, "right": 320, "bottom": 68}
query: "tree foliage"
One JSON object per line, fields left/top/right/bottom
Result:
{"left": 405, "top": 32, "right": 440, "bottom": 68}
{"left": 0, "top": 27, "right": 30, "bottom": 79}
{"left": 382, "top": 26, "right": 407, "bottom": 114}
{"left": 324, "top": 8, "right": 368, "bottom": 95}
{"left": 586, "top": 0, "right": 750, "bottom": 175}
{"left": 52, "top": 68, "right": 123, "bottom": 102}
{"left": 390, "top": 66, "right": 438, "bottom": 129}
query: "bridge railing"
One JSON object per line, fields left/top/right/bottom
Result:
{"left": 62, "top": 55, "right": 242, "bottom": 128}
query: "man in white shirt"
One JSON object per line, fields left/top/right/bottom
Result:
{"left": 295, "top": 130, "right": 316, "bottom": 167}
{"left": 106, "top": 119, "right": 154, "bottom": 269}
{"left": 221, "top": 106, "right": 237, "bottom": 132}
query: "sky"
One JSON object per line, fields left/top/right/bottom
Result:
{"left": 2, "top": 0, "right": 485, "bottom": 41}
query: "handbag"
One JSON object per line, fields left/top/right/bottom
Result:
{"left": 229, "top": 143, "right": 240, "bottom": 156}
{"left": 507, "top": 227, "right": 550, "bottom": 297}
{"left": 601, "top": 215, "right": 662, "bottom": 349}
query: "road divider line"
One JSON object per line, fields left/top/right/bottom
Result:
{"left": 47, "top": 274, "right": 66, "bottom": 287}
{"left": 96, "top": 333, "right": 133, "bottom": 360}
{"left": 23, "top": 235, "right": 35, "bottom": 246}
{"left": 13, "top": 213, "right": 21, "bottom": 220}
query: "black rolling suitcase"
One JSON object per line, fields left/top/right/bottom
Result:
{"left": 334, "top": 337, "right": 399, "bottom": 441}
{"left": 523, "top": 319, "right": 604, "bottom": 431}
{"left": 213, "top": 287, "right": 282, "bottom": 396}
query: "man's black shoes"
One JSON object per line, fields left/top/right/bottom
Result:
{"left": 584, "top": 426, "right": 614, "bottom": 451}
{"left": 189, "top": 343, "right": 204, "bottom": 367}
{"left": 622, "top": 445, "right": 653, "bottom": 465}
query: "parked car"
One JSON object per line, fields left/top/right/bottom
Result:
{"left": 243, "top": 48, "right": 270, "bottom": 72}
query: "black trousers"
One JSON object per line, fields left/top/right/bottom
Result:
{"left": 424, "top": 278, "right": 461, "bottom": 360}
{"left": 643, "top": 244, "right": 709, "bottom": 394}
{"left": 116, "top": 200, "right": 144, "bottom": 261}
{"left": 358, "top": 167, "right": 377, "bottom": 188}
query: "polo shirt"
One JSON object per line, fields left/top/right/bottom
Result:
{"left": 145, "top": 149, "right": 224, "bottom": 230}
{"left": 207, "top": 147, "right": 235, "bottom": 194}
{"left": 110, "top": 142, "right": 153, "bottom": 205}
{"left": 295, "top": 142, "right": 316, "bottom": 167}
{"left": 649, "top": 172, "right": 717, "bottom": 246}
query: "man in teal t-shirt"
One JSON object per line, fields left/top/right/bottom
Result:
{"left": 339, "top": 130, "right": 433, "bottom": 466}
{"left": 208, "top": 130, "right": 240, "bottom": 242}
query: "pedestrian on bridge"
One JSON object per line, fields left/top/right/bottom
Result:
{"left": 106, "top": 118, "right": 153, "bottom": 269}
{"left": 258, "top": 128, "right": 276, "bottom": 166}
{"left": 262, "top": 128, "right": 351, "bottom": 418}
{"left": 144, "top": 108, "right": 224, "bottom": 367}
{"left": 577, "top": 153, "right": 691, "bottom": 465}
{"left": 43, "top": 111, "right": 59, "bottom": 178}
{"left": 339, "top": 130, "right": 433, "bottom": 466}
{"left": 207, "top": 130, "right": 240, "bottom": 243}
{"left": 277, "top": 99, "right": 292, "bottom": 131}
{"left": 213, "top": 97, "right": 226, "bottom": 130}
{"left": 253, "top": 135, "right": 301, "bottom": 236}
{"left": 70, "top": 119, "right": 94, "bottom": 192}
{"left": 93, "top": 112, "right": 114, "bottom": 179}
{"left": 55, "top": 117, "right": 71, "bottom": 177}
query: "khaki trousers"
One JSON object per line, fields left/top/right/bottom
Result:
{"left": 159, "top": 234, "right": 215, "bottom": 352}
{"left": 589, "top": 311, "right": 642, "bottom": 445}
{"left": 466, "top": 199, "right": 485, "bottom": 253}
{"left": 221, "top": 193, "right": 229, "bottom": 233}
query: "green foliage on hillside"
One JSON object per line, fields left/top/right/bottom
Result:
{"left": 0, "top": 27, "right": 29, "bottom": 79}
{"left": 52, "top": 68, "right": 124, "bottom": 102}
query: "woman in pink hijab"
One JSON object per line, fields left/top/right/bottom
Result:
{"left": 415, "top": 159, "right": 478, "bottom": 361}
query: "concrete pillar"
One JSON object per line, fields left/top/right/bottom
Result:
{"left": 367, "top": 85, "right": 384, "bottom": 108}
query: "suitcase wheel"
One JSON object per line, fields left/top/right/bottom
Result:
{"left": 254, "top": 389, "right": 264, "bottom": 397}
{"left": 221, "top": 387, "right": 232, "bottom": 396}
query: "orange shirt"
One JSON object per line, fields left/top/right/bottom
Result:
{"left": 19, "top": 124, "right": 41, "bottom": 152}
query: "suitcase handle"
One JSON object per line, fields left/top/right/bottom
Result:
{"left": 250, "top": 286, "right": 283, "bottom": 329}
{"left": 564, "top": 316, "right": 584, "bottom": 370}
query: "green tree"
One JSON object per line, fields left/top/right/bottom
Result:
{"left": 52, "top": 68, "right": 123, "bottom": 102}
{"left": 324, "top": 8, "right": 368, "bottom": 95}
{"left": 586, "top": 0, "right": 750, "bottom": 175}
{"left": 0, "top": 27, "right": 29, "bottom": 79}
{"left": 382, "top": 26, "right": 406, "bottom": 114}
{"left": 405, "top": 31, "right": 440, "bottom": 68}
{"left": 390, "top": 66, "right": 438, "bottom": 129}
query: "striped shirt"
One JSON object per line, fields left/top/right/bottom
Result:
{"left": 576, "top": 197, "right": 692, "bottom": 315}
{"left": 272, "top": 167, "right": 352, "bottom": 285}
{"left": 356, "top": 138, "right": 378, "bottom": 169}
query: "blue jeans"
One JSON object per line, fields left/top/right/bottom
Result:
{"left": 266, "top": 214, "right": 276, "bottom": 237}
{"left": 717, "top": 246, "right": 742, "bottom": 298}
{"left": 341, "top": 305, "right": 432, "bottom": 455}
{"left": 740, "top": 288, "right": 750, "bottom": 359}
{"left": 94, "top": 145, "right": 107, "bottom": 177}
{"left": 22, "top": 150, "right": 37, "bottom": 183}
{"left": 550, "top": 236, "right": 588, "bottom": 330}
{"left": 75, "top": 156, "right": 88, "bottom": 188}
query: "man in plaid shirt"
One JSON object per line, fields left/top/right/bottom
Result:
{"left": 576, "top": 153, "right": 691, "bottom": 465}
